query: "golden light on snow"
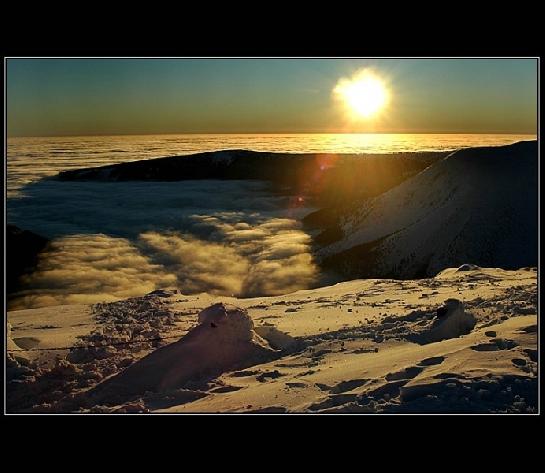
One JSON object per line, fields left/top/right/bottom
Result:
{"left": 333, "top": 68, "right": 390, "bottom": 119}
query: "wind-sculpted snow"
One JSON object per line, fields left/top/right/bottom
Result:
{"left": 6, "top": 267, "right": 537, "bottom": 413}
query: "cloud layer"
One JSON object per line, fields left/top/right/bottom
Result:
{"left": 8, "top": 179, "right": 320, "bottom": 309}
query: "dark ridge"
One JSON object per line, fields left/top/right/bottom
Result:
{"left": 6, "top": 225, "right": 49, "bottom": 294}
{"left": 57, "top": 149, "right": 447, "bottom": 182}
{"left": 57, "top": 149, "right": 448, "bottom": 207}
{"left": 320, "top": 235, "right": 391, "bottom": 278}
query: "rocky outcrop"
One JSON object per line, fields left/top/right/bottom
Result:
{"left": 6, "top": 225, "right": 49, "bottom": 294}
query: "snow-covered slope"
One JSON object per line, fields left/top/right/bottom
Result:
{"left": 7, "top": 267, "right": 537, "bottom": 413}
{"left": 318, "top": 141, "right": 538, "bottom": 278}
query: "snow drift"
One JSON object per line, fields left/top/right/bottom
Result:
{"left": 85, "top": 303, "right": 277, "bottom": 403}
{"left": 418, "top": 299, "right": 476, "bottom": 344}
{"left": 319, "top": 141, "right": 538, "bottom": 278}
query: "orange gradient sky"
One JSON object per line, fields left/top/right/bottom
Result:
{"left": 6, "top": 58, "right": 538, "bottom": 136}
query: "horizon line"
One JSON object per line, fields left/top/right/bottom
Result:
{"left": 7, "top": 131, "right": 538, "bottom": 139}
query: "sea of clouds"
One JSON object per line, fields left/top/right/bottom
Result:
{"left": 8, "top": 178, "right": 321, "bottom": 309}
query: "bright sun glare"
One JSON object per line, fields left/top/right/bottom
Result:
{"left": 333, "top": 69, "right": 390, "bottom": 119}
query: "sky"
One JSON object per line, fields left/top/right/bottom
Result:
{"left": 6, "top": 58, "right": 538, "bottom": 136}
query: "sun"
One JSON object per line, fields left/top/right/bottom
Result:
{"left": 333, "top": 69, "right": 390, "bottom": 119}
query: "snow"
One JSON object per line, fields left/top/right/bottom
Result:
{"left": 318, "top": 141, "right": 537, "bottom": 278}
{"left": 6, "top": 267, "right": 537, "bottom": 413}
{"left": 419, "top": 299, "right": 476, "bottom": 343}
{"left": 5, "top": 141, "right": 538, "bottom": 414}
